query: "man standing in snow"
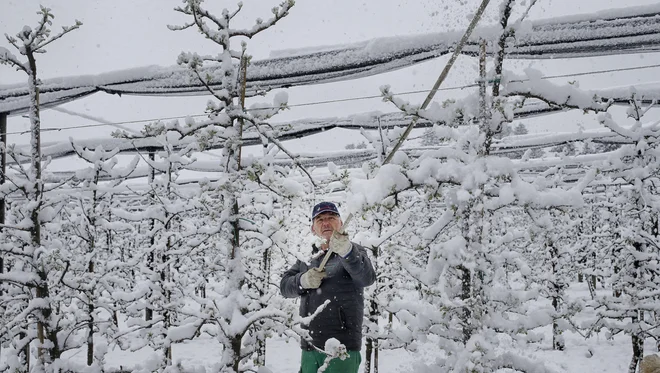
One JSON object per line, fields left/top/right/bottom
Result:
{"left": 280, "top": 201, "right": 377, "bottom": 373}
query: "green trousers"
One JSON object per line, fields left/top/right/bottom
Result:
{"left": 300, "top": 350, "right": 361, "bottom": 373}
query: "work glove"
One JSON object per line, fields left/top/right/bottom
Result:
{"left": 300, "top": 268, "right": 327, "bottom": 289}
{"left": 329, "top": 230, "right": 352, "bottom": 258}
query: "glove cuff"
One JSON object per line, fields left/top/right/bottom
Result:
{"left": 337, "top": 242, "right": 353, "bottom": 258}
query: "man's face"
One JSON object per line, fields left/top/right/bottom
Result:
{"left": 311, "top": 212, "right": 343, "bottom": 242}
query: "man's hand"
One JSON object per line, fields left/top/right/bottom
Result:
{"left": 329, "top": 230, "right": 352, "bottom": 257}
{"left": 300, "top": 268, "right": 327, "bottom": 289}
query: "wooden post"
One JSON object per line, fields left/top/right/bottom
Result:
{"left": 0, "top": 112, "right": 6, "bottom": 272}
{"left": 478, "top": 38, "right": 495, "bottom": 157}
{"left": 478, "top": 39, "right": 488, "bottom": 128}
{"left": 0, "top": 112, "right": 5, "bottom": 364}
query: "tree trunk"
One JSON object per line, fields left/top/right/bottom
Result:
{"left": 255, "top": 325, "right": 266, "bottom": 367}
{"left": 107, "top": 209, "right": 119, "bottom": 328}
{"left": 365, "top": 288, "right": 380, "bottom": 373}
{"left": 365, "top": 241, "right": 380, "bottom": 373}
{"left": 549, "top": 242, "right": 565, "bottom": 351}
{"left": 146, "top": 151, "right": 155, "bottom": 322}
{"left": 588, "top": 274, "right": 597, "bottom": 298}
{"left": 629, "top": 322, "right": 643, "bottom": 373}
{"left": 0, "top": 113, "right": 5, "bottom": 362}
{"left": 86, "top": 184, "right": 100, "bottom": 366}
{"left": 374, "top": 339, "right": 379, "bottom": 373}
{"left": 163, "top": 232, "right": 172, "bottom": 363}
{"left": 492, "top": 0, "right": 514, "bottom": 98}
{"left": 613, "top": 263, "right": 622, "bottom": 298}
{"left": 230, "top": 335, "right": 242, "bottom": 373}
{"left": 87, "top": 260, "right": 95, "bottom": 365}
{"left": 255, "top": 245, "right": 271, "bottom": 366}
{"left": 365, "top": 338, "right": 373, "bottom": 373}
{"left": 460, "top": 265, "right": 473, "bottom": 344}
{"left": 552, "top": 295, "right": 565, "bottom": 351}
{"left": 87, "top": 298, "right": 94, "bottom": 366}
{"left": 27, "top": 48, "right": 60, "bottom": 365}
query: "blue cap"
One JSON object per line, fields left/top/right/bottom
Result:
{"left": 311, "top": 202, "right": 340, "bottom": 220}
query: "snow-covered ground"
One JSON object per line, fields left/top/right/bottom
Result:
{"left": 44, "top": 283, "right": 646, "bottom": 373}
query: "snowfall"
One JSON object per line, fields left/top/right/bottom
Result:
{"left": 3, "top": 0, "right": 660, "bottom": 372}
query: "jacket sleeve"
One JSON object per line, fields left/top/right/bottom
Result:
{"left": 280, "top": 260, "right": 306, "bottom": 298}
{"left": 339, "top": 243, "right": 377, "bottom": 288}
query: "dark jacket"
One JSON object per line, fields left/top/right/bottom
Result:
{"left": 280, "top": 243, "right": 376, "bottom": 351}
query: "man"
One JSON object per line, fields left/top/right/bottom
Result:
{"left": 280, "top": 201, "right": 377, "bottom": 373}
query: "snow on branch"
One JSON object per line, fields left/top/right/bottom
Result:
{"left": 247, "top": 119, "right": 317, "bottom": 188}
{"left": 171, "top": 0, "right": 293, "bottom": 50}
{"left": 12, "top": 6, "right": 82, "bottom": 54}
{"left": 0, "top": 46, "right": 27, "bottom": 72}
{"left": 598, "top": 112, "right": 660, "bottom": 142}
{"left": 380, "top": 84, "right": 484, "bottom": 127}
{"left": 501, "top": 68, "right": 611, "bottom": 112}
{"left": 174, "top": 2, "right": 228, "bottom": 30}
{"left": 229, "top": 0, "right": 295, "bottom": 38}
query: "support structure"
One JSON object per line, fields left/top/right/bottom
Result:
{"left": 0, "top": 112, "right": 6, "bottom": 281}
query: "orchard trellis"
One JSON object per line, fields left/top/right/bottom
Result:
{"left": 3, "top": 3, "right": 660, "bottom": 114}
{"left": 1, "top": 1, "right": 660, "bottom": 373}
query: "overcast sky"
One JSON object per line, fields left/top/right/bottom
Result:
{"left": 2, "top": 0, "right": 658, "bottom": 84}
{"left": 2, "top": 0, "right": 660, "bottom": 154}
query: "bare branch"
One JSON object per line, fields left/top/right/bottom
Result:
{"left": 492, "top": 0, "right": 515, "bottom": 97}
{"left": 192, "top": 67, "right": 232, "bottom": 105}
{"left": 503, "top": 90, "right": 610, "bottom": 114}
{"left": 5, "top": 34, "right": 21, "bottom": 50}
{"left": 229, "top": 0, "right": 295, "bottom": 38}
{"left": 515, "top": 0, "right": 539, "bottom": 25}
{"left": 35, "top": 20, "right": 83, "bottom": 52}
{"left": 228, "top": 3, "right": 243, "bottom": 20}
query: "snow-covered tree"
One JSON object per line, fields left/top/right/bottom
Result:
{"left": 0, "top": 7, "right": 81, "bottom": 372}
{"left": 587, "top": 94, "right": 660, "bottom": 373}
{"left": 352, "top": 188, "right": 416, "bottom": 373}
{"left": 344, "top": 1, "right": 612, "bottom": 371}
{"left": 142, "top": 1, "right": 308, "bottom": 372}
{"left": 524, "top": 205, "right": 584, "bottom": 351}
{"left": 58, "top": 143, "right": 138, "bottom": 367}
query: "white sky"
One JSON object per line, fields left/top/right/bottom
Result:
{"left": 3, "top": 0, "right": 659, "bottom": 82}
{"left": 2, "top": 0, "right": 660, "bottom": 154}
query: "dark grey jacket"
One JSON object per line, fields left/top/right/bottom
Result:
{"left": 280, "top": 243, "right": 376, "bottom": 351}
